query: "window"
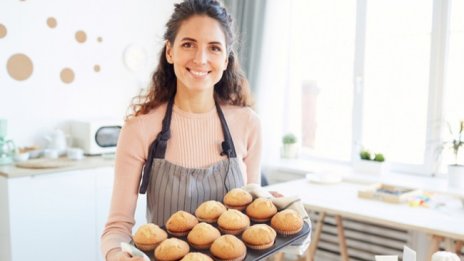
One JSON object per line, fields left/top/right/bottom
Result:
{"left": 297, "top": 0, "right": 357, "bottom": 161}
{"left": 361, "top": 0, "right": 433, "bottom": 165}
{"left": 259, "top": 0, "right": 461, "bottom": 175}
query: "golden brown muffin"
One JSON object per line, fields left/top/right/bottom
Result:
{"left": 133, "top": 223, "right": 168, "bottom": 251}
{"left": 154, "top": 238, "right": 190, "bottom": 261}
{"left": 241, "top": 224, "right": 276, "bottom": 250}
{"left": 217, "top": 209, "right": 250, "bottom": 235}
{"left": 195, "top": 200, "right": 227, "bottom": 223}
{"left": 245, "top": 197, "right": 277, "bottom": 222}
{"left": 210, "top": 235, "right": 247, "bottom": 261}
{"left": 187, "top": 222, "right": 221, "bottom": 249}
{"left": 223, "top": 188, "right": 253, "bottom": 211}
{"left": 270, "top": 209, "right": 304, "bottom": 236}
{"left": 166, "top": 210, "right": 199, "bottom": 236}
{"left": 180, "top": 252, "right": 214, "bottom": 261}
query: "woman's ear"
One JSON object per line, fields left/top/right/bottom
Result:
{"left": 166, "top": 42, "right": 173, "bottom": 64}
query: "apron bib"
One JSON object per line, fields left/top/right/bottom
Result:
{"left": 139, "top": 98, "right": 244, "bottom": 225}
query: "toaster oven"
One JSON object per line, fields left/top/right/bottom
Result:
{"left": 71, "top": 120, "right": 122, "bottom": 155}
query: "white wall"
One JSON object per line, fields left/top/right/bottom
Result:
{"left": 0, "top": 0, "right": 176, "bottom": 147}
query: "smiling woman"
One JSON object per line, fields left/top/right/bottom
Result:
{"left": 100, "top": 1, "right": 263, "bottom": 261}
{"left": 166, "top": 15, "right": 229, "bottom": 104}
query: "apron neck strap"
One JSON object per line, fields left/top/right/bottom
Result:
{"left": 215, "top": 100, "right": 237, "bottom": 158}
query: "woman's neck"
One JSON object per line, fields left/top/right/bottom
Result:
{"left": 174, "top": 89, "right": 215, "bottom": 113}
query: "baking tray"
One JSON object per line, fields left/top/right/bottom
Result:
{"left": 141, "top": 221, "right": 310, "bottom": 261}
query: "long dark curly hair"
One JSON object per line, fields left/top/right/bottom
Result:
{"left": 129, "top": 0, "right": 253, "bottom": 117}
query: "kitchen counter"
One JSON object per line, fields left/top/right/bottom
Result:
{"left": 0, "top": 156, "right": 115, "bottom": 178}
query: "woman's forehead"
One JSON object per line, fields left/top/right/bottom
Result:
{"left": 174, "top": 15, "right": 226, "bottom": 46}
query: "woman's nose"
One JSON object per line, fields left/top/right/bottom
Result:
{"left": 193, "top": 48, "right": 208, "bottom": 65}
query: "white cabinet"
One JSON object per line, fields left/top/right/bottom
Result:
{"left": 95, "top": 168, "right": 147, "bottom": 261}
{"left": 1, "top": 166, "right": 147, "bottom": 261}
{"left": 8, "top": 170, "right": 97, "bottom": 261}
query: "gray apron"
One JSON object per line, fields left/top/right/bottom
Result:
{"left": 139, "top": 98, "right": 244, "bottom": 226}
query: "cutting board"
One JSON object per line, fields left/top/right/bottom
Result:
{"left": 15, "top": 158, "right": 76, "bottom": 169}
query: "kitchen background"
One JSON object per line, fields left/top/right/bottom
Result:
{"left": 2, "top": 0, "right": 464, "bottom": 260}
{"left": 0, "top": 0, "right": 175, "bottom": 147}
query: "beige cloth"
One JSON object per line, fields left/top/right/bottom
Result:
{"left": 242, "top": 183, "right": 312, "bottom": 256}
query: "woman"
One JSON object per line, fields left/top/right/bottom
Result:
{"left": 101, "top": 0, "right": 262, "bottom": 260}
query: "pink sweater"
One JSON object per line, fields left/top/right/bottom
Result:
{"left": 100, "top": 103, "right": 262, "bottom": 258}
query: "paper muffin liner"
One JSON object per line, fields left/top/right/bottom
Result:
{"left": 224, "top": 204, "right": 247, "bottom": 211}
{"left": 167, "top": 229, "right": 189, "bottom": 237}
{"left": 244, "top": 240, "right": 274, "bottom": 250}
{"left": 189, "top": 241, "right": 213, "bottom": 250}
{"left": 249, "top": 217, "right": 271, "bottom": 223}
{"left": 197, "top": 217, "right": 218, "bottom": 223}
{"left": 274, "top": 226, "right": 303, "bottom": 236}
{"left": 213, "top": 250, "right": 247, "bottom": 261}
{"left": 134, "top": 242, "right": 159, "bottom": 251}
{"left": 218, "top": 226, "right": 248, "bottom": 235}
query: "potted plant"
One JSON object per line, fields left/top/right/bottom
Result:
{"left": 353, "top": 148, "right": 386, "bottom": 175}
{"left": 441, "top": 120, "right": 464, "bottom": 189}
{"left": 281, "top": 133, "right": 298, "bottom": 159}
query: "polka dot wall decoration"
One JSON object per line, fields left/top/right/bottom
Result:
{"left": 7, "top": 53, "right": 34, "bottom": 81}
{"left": 75, "top": 30, "right": 87, "bottom": 43}
{"left": 0, "top": 24, "right": 7, "bottom": 38}
{"left": 46, "top": 17, "right": 57, "bottom": 28}
{"left": 2, "top": 4, "right": 104, "bottom": 85}
{"left": 60, "top": 68, "right": 75, "bottom": 84}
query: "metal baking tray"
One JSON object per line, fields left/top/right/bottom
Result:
{"left": 141, "top": 221, "right": 310, "bottom": 261}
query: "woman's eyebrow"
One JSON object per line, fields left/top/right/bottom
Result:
{"left": 180, "top": 37, "right": 224, "bottom": 46}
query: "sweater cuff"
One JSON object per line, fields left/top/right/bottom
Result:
{"left": 101, "top": 233, "right": 131, "bottom": 260}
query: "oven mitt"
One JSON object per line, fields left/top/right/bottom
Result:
{"left": 241, "top": 183, "right": 312, "bottom": 256}
{"left": 121, "top": 242, "right": 150, "bottom": 261}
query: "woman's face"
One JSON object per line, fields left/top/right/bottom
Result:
{"left": 166, "top": 15, "right": 228, "bottom": 94}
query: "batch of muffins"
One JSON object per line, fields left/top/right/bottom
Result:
{"left": 132, "top": 188, "right": 304, "bottom": 261}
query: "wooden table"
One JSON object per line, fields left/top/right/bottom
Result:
{"left": 266, "top": 179, "right": 464, "bottom": 261}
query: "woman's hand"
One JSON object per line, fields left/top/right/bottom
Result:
{"left": 269, "top": 191, "right": 284, "bottom": 198}
{"left": 106, "top": 249, "right": 145, "bottom": 261}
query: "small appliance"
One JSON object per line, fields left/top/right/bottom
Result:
{"left": 71, "top": 120, "right": 122, "bottom": 155}
{"left": 0, "top": 119, "right": 15, "bottom": 165}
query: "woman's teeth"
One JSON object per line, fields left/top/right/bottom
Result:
{"left": 190, "top": 70, "right": 208, "bottom": 76}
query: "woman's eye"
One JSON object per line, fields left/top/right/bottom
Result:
{"left": 211, "top": 46, "right": 222, "bottom": 52}
{"left": 181, "top": 42, "right": 193, "bottom": 48}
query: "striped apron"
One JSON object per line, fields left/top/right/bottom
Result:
{"left": 139, "top": 98, "right": 244, "bottom": 226}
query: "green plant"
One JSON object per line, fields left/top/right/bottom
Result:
{"left": 442, "top": 120, "right": 464, "bottom": 165}
{"left": 282, "top": 133, "right": 297, "bottom": 144}
{"left": 359, "top": 149, "right": 385, "bottom": 162}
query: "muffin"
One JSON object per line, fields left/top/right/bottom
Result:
{"left": 133, "top": 223, "right": 167, "bottom": 251}
{"left": 223, "top": 188, "right": 253, "bottom": 211}
{"left": 195, "top": 200, "right": 227, "bottom": 223}
{"left": 181, "top": 252, "right": 214, "bottom": 261}
{"left": 270, "top": 209, "right": 304, "bottom": 236}
{"left": 210, "top": 235, "right": 247, "bottom": 261}
{"left": 187, "top": 222, "right": 221, "bottom": 249}
{"left": 245, "top": 197, "right": 277, "bottom": 222}
{"left": 217, "top": 209, "right": 250, "bottom": 235}
{"left": 154, "top": 238, "right": 190, "bottom": 261}
{"left": 241, "top": 224, "right": 276, "bottom": 250}
{"left": 166, "top": 210, "right": 199, "bottom": 236}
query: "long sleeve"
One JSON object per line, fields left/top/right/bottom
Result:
{"left": 100, "top": 116, "right": 148, "bottom": 258}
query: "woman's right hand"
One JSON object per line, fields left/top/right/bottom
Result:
{"left": 106, "top": 249, "right": 145, "bottom": 261}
